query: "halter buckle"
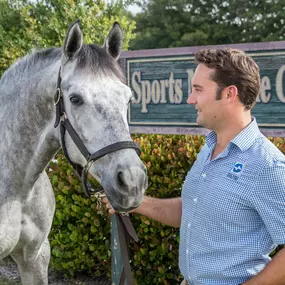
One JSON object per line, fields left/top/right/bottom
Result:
{"left": 54, "top": 88, "right": 61, "bottom": 106}
{"left": 60, "top": 112, "right": 67, "bottom": 121}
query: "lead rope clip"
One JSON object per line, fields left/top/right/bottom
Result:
{"left": 92, "top": 191, "right": 107, "bottom": 210}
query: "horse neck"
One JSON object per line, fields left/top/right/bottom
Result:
{"left": 0, "top": 56, "right": 61, "bottom": 192}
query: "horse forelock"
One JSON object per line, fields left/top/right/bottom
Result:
{"left": 75, "top": 44, "right": 126, "bottom": 84}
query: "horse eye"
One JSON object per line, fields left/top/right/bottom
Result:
{"left": 70, "top": 94, "right": 83, "bottom": 105}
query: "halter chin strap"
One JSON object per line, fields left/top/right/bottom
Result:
{"left": 53, "top": 68, "right": 141, "bottom": 197}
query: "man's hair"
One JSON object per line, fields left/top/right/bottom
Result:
{"left": 195, "top": 48, "right": 260, "bottom": 110}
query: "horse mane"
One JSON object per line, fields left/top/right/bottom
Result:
{"left": 0, "top": 48, "right": 61, "bottom": 85}
{"left": 0, "top": 44, "right": 125, "bottom": 85}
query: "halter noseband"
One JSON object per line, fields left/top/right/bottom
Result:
{"left": 53, "top": 68, "right": 141, "bottom": 197}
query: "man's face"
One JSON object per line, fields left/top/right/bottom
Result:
{"left": 187, "top": 64, "right": 226, "bottom": 130}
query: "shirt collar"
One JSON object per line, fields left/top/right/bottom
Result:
{"left": 206, "top": 118, "right": 261, "bottom": 152}
{"left": 206, "top": 131, "right": 217, "bottom": 149}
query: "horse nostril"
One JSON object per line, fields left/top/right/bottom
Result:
{"left": 115, "top": 167, "right": 147, "bottom": 193}
{"left": 117, "top": 171, "right": 125, "bottom": 188}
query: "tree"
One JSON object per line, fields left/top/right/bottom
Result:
{"left": 129, "top": 0, "right": 285, "bottom": 50}
{"left": 0, "top": 0, "right": 136, "bottom": 74}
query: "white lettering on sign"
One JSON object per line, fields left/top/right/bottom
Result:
{"left": 131, "top": 71, "right": 183, "bottom": 113}
{"left": 131, "top": 71, "right": 141, "bottom": 104}
{"left": 131, "top": 66, "right": 285, "bottom": 113}
{"left": 151, "top": 80, "right": 160, "bottom": 104}
{"left": 186, "top": 68, "right": 195, "bottom": 96}
{"left": 257, "top": 76, "right": 271, "bottom": 103}
{"left": 276, "top": 65, "right": 285, "bottom": 103}
{"left": 141, "top": 80, "right": 151, "bottom": 113}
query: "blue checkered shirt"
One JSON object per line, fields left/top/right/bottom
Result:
{"left": 179, "top": 118, "right": 285, "bottom": 285}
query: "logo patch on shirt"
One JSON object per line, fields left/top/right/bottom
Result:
{"left": 227, "top": 162, "right": 245, "bottom": 180}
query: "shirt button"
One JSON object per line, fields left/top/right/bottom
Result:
{"left": 202, "top": 173, "right": 207, "bottom": 178}
{"left": 193, "top": 198, "right": 198, "bottom": 203}
{"left": 186, "top": 249, "right": 189, "bottom": 254}
{"left": 188, "top": 223, "right": 191, "bottom": 229}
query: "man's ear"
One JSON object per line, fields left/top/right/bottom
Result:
{"left": 226, "top": 85, "right": 239, "bottom": 102}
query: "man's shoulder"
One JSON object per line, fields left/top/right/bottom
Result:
{"left": 250, "top": 134, "right": 285, "bottom": 167}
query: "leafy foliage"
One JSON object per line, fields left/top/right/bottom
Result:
{"left": 47, "top": 154, "right": 112, "bottom": 277}
{"left": 129, "top": 0, "right": 285, "bottom": 50}
{"left": 0, "top": 0, "right": 136, "bottom": 76}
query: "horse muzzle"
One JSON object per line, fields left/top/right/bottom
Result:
{"left": 101, "top": 163, "right": 148, "bottom": 212}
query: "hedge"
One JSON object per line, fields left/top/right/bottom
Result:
{"left": 47, "top": 134, "right": 285, "bottom": 284}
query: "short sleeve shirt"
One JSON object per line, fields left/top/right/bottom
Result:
{"left": 179, "top": 118, "right": 285, "bottom": 285}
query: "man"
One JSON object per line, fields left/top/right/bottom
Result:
{"left": 104, "top": 48, "right": 285, "bottom": 285}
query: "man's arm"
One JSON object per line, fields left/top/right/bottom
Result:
{"left": 243, "top": 247, "right": 285, "bottom": 285}
{"left": 103, "top": 196, "right": 182, "bottom": 228}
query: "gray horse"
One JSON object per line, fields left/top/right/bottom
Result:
{"left": 0, "top": 20, "right": 148, "bottom": 284}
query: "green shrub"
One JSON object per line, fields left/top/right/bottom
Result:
{"left": 47, "top": 155, "right": 112, "bottom": 277}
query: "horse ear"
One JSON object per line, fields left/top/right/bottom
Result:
{"left": 63, "top": 19, "right": 83, "bottom": 59}
{"left": 102, "top": 22, "right": 123, "bottom": 60}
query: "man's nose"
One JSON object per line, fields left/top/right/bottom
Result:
{"left": 187, "top": 93, "right": 196, "bottom": 105}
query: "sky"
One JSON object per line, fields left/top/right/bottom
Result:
{"left": 127, "top": 3, "right": 142, "bottom": 14}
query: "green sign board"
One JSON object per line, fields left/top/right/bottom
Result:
{"left": 120, "top": 42, "right": 285, "bottom": 136}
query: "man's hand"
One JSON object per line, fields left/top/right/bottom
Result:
{"left": 102, "top": 197, "right": 116, "bottom": 214}
{"left": 103, "top": 196, "right": 182, "bottom": 228}
{"left": 102, "top": 197, "right": 138, "bottom": 215}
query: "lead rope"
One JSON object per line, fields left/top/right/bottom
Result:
{"left": 116, "top": 213, "right": 138, "bottom": 285}
{"left": 95, "top": 192, "right": 138, "bottom": 285}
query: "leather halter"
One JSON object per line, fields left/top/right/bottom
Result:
{"left": 53, "top": 68, "right": 141, "bottom": 197}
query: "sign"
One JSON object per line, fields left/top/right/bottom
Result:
{"left": 120, "top": 42, "right": 285, "bottom": 137}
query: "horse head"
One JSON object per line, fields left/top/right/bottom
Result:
{"left": 57, "top": 20, "right": 148, "bottom": 212}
